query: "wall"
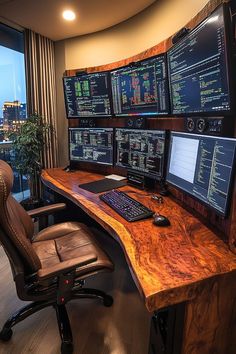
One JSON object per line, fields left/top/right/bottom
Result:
{"left": 63, "top": 0, "right": 209, "bottom": 70}
{"left": 54, "top": 0, "right": 209, "bottom": 166}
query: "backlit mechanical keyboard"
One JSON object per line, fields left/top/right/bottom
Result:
{"left": 99, "top": 189, "right": 154, "bottom": 222}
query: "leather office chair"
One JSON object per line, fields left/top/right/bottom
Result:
{"left": 0, "top": 160, "right": 114, "bottom": 354}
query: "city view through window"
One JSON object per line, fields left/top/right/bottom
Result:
{"left": 0, "top": 39, "right": 28, "bottom": 200}
{"left": 0, "top": 45, "right": 27, "bottom": 140}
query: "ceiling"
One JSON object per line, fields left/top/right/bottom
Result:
{"left": 0, "top": 0, "right": 156, "bottom": 41}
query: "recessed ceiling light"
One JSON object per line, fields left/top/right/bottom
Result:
{"left": 62, "top": 10, "right": 76, "bottom": 21}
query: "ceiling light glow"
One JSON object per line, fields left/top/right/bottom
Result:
{"left": 63, "top": 10, "right": 76, "bottom": 21}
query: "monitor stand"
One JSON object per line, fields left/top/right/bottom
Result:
{"left": 127, "top": 170, "right": 155, "bottom": 190}
{"left": 158, "top": 180, "right": 169, "bottom": 196}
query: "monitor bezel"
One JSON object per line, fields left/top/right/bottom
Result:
{"left": 167, "top": 3, "right": 235, "bottom": 117}
{"left": 166, "top": 131, "right": 236, "bottom": 217}
{"left": 63, "top": 70, "right": 113, "bottom": 119}
{"left": 114, "top": 127, "right": 167, "bottom": 181}
{"left": 110, "top": 53, "right": 170, "bottom": 118}
{"left": 68, "top": 127, "right": 114, "bottom": 166}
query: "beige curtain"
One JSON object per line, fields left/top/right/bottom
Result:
{"left": 24, "top": 29, "right": 58, "bottom": 169}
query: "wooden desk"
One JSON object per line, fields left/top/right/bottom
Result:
{"left": 41, "top": 168, "right": 236, "bottom": 354}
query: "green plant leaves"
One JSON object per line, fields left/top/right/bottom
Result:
{"left": 10, "top": 113, "right": 53, "bottom": 178}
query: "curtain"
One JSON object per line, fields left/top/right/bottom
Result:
{"left": 24, "top": 29, "right": 58, "bottom": 169}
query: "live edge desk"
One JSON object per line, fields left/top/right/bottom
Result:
{"left": 41, "top": 169, "right": 236, "bottom": 354}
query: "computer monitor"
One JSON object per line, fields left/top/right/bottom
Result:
{"left": 166, "top": 132, "right": 236, "bottom": 216}
{"left": 167, "top": 5, "right": 233, "bottom": 115}
{"left": 111, "top": 54, "right": 169, "bottom": 116}
{"left": 63, "top": 71, "right": 112, "bottom": 118}
{"left": 115, "top": 128, "right": 166, "bottom": 180}
{"left": 69, "top": 128, "right": 114, "bottom": 165}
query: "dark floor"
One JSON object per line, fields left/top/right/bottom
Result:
{"left": 0, "top": 227, "right": 151, "bottom": 354}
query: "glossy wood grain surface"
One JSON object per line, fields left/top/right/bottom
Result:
{"left": 65, "top": 0, "right": 236, "bottom": 248}
{"left": 41, "top": 169, "right": 236, "bottom": 312}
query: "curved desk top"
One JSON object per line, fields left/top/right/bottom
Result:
{"left": 41, "top": 169, "right": 236, "bottom": 312}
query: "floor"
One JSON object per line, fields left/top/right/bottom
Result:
{"left": 0, "top": 227, "right": 151, "bottom": 354}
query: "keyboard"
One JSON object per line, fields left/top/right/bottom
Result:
{"left": 99, "top": 189, "right": 154, "bottom": 222}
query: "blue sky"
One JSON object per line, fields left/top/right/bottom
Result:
{"left": 0, "top": 45, "right": 26, "bottom": 118}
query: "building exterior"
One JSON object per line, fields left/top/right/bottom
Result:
{"left": 3, "top": 101, "right": 26, "bottom": 133}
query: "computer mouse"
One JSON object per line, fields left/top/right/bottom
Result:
{"left": 153, "top": 214, "right": 170, "bottom": 226}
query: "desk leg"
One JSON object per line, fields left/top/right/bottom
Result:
{"left": 148, "top": 303, "right": 185, "bottom": 354}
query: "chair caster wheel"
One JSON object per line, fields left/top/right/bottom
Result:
{"left": 61, "top": 341, "right": 73, "bottom": 354}
{"left": 103, "top": 295, "right": 113, "bottom": 307}
{"left": 0, "top": 328, "right": 13, "bottom": 341}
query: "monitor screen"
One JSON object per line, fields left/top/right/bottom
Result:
{"left": 166, "top": 132, "right": 236, "bottom": 216}
{"left": 111, "top": 55, "right": 169, "bottom": 116}
{"left": 69, "top": 128, "right": 113, "bottom": 165}
{"left": 63, "top": 72, "right": 112, "bottom": 118}
{"left": 167, "top": 5, "right": 232, "bottom": 115}
{"left": 115, "top": 128, "right": 166, "bottom": 180}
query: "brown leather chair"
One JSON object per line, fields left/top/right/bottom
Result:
{"left": 0, "top": 160, "right": 114, "bottom": 354}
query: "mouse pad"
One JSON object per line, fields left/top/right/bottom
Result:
{"left": 79, "top": 178, "right": 127, "bottom": 193}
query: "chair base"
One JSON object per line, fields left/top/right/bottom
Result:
{"left": 0, "top": 288, "right": 113, "bottom": 354}
{"left": 55, "top": 304, "right": 73, "bottom": 354}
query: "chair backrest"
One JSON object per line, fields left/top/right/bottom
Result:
{"left": 0, "top": 160, "right": 41, "bottom": 277}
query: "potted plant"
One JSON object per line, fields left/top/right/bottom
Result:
{"left": 9, "top": 113, "right": 53, "bottom": 209}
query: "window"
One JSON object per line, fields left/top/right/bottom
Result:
{"left": 0, "top": 23, "right": 28, "bottom": 200}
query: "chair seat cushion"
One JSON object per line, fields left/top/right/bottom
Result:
{"left": 32, "top": 222, "right": 114, "bottom": 280}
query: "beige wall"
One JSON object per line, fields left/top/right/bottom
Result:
{"left": 55, "top": 0, "right": 209, "bottom": 165}
{"left": 63, "top": 0, "right": 209, "bottom": 70}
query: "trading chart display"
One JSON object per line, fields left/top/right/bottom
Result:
{"left": 111, "top": 55, "right": 169, "bottom": 116}
{"left": 69, "top": 128, "right": 113, "bottom": 165}
{"left": 166, "top": 132, "right": 236, "bottom": 216}
{"left": 167, "top": 5, "right": 231, "bottom": 115}
{"left": 63, "top": 72, "right": 112, "bottom": 117}
{"left": 115, "top": 128, "right": 166, "bottom": 179}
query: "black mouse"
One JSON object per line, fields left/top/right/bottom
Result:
{"left": 153, "top": 214, "right": 170, "bottom": 227}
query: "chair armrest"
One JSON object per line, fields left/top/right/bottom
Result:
{"left": 37, "top": 254, "right": 98, "bottom": 280}
{"left": 27, "top": 203, "right": 66, "bottom": 218}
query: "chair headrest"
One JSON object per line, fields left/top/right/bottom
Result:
{"left": 0, "top": 160, "right": 14, "bottom": 200}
